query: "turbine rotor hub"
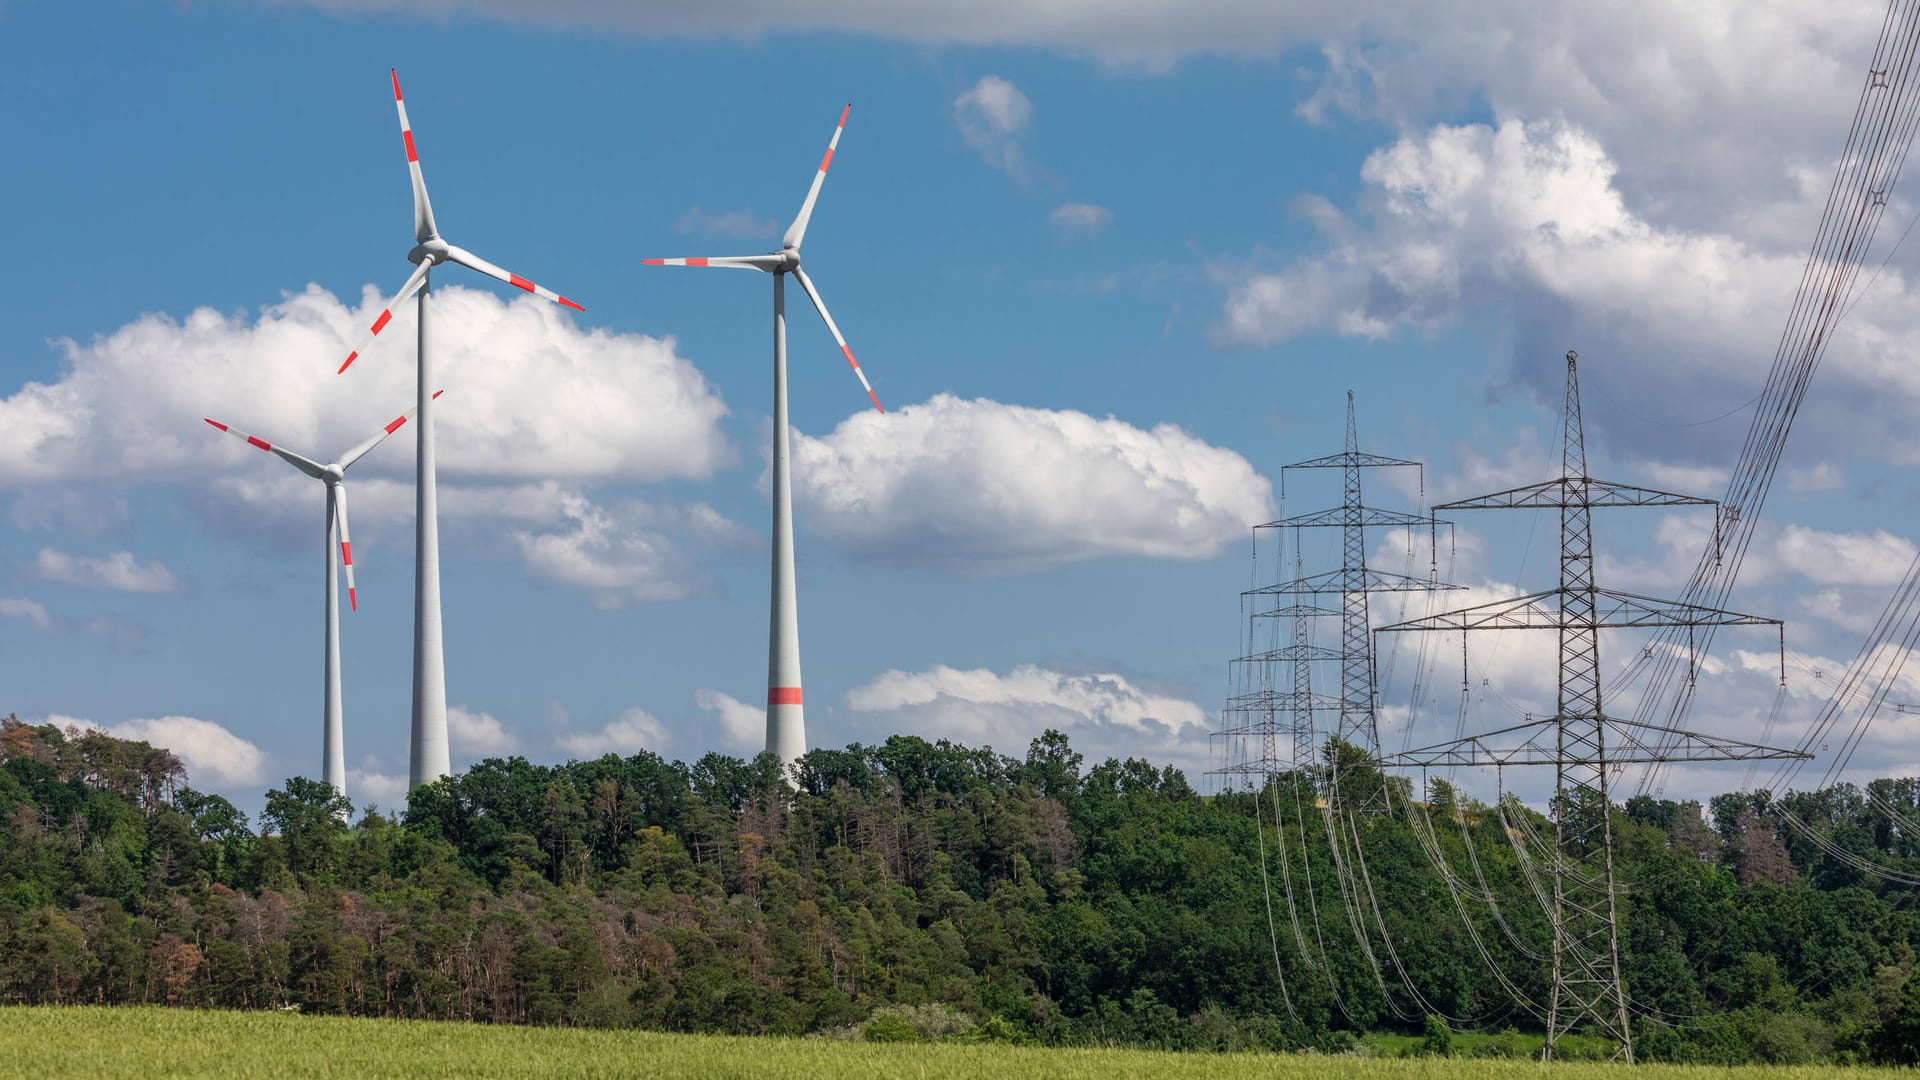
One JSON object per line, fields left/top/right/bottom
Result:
{"left": 408, "top": 239, "right": 451, "bottom": 266}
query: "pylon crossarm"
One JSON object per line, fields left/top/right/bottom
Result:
{"left": 1383, "top": 714, "right": 1811, "bottom": 768}
{"left": 1435, "top": 477, "right": 1713, "bottom": 511}
{"left": 1284, "top": 450, "right": 1423, "bottom": 471}
{"left": 1377, "top": 586, "right": 1782, "bottom": 633}
{"left": 1250, "top": 566, "right": 1463, "bottom": 598}
{"left": 1225, "top": 689, "right": 1352, "bottom": 714}
{"left": 1235, "top": 644, "right": 1345, "bottom": 664}
{"left": 1261, "top": 504, "right": 1437, "bottom": 530}
{"left": 1249, "top": 602, "right": 1342, "bottom": 619}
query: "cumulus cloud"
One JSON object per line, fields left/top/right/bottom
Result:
{"left": 1215, "top": 116, "right": 1920, "bottom": 469}
{"left": 447, "top": 705, "right": 520, "bottom": 757}
{"left": 954, "top": 75, "right": 1033, "bottom": 175}
{"left": 34, "top": 548, "right": 180, "bottom": 594}
{"left": 1049, "top": 203, "right": 1112, "bottom": 232}
{"left": 1773, "top": 525, "right": 1918, "bottom": 588}
{"left": 0, "top": 283, "right": 729, "bottom": 489}
{"left": 0, "top": 598, "right": 52, "bottom": 630}
{"left": 845, "top": 663, "right": 1211, "bottom": 770}
{"left": 513, "top": 493, "right": 752, "bottom": 610}
{"left": 0, "top": 284, "right": 737, "bottom": 600}
{"left": 694, "top": 689, "right": 765, "bottom": 753}
{"left": 98, "top": 716, "right": 268, "bottom": 787}
{"left": 790, "top": 394, "right": 1273, "bottom": 572}
{"left": 347, "top": 765, "right": 409, "bottom": 808}
{"left": 557, "top": 708, "right": 672, "bottom": 758}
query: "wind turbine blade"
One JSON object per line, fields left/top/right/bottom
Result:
{"left": 202, "top": 418, "right": 328, "bottom": 479}
{"left": 443, "top": 243, "right": 584, "bottom": 311}
{"left": 641, "top": 255, "right": 784, "bottom": 271}
{"left": 392, "top": 69, "right": 439, "bottom": 243}
{"left": 337, "top": 259, "right": 432, "bottom": 374}
{"left": 341, "top": 389, "right": 445, "bottom": 470}
{"left": 792, "top": 267, "right": 883, "bottom": 413}
{"left": 334, "top": 482, "right": 357, "bottom": 612}
{"left": 783, "top": 104, "right": 849, "bottom": 251}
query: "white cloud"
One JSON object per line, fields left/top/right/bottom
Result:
{"left": 674, "top": 206, "right": 778, "bottom": 239}
{"left": 346, "top": 767, "right": 409, "bottom": 808}
{"left": 846, "top": 663, "right": 1211, "bottom": 769}
{"left": 100, "top": 716, "right": 268, "bottom": 788}
{"left": 694, "top": 689, "right": 765, "bottom": 753}
{"left": 447, "top": 705, "right": 520, "bottom": 757}
{"left": 1786, "top": 463, "right": 1845, "bottom": 493}
{"left": 513, "top": 493, "right": 751, "bottom": 609}
{"left": 0, "top": 598, "right": 52, "bottom": 630}
{"left": 1049, "top": 203, "right": 1112, "bottom": 232}
{"left": 0, "top": 283, "right": 729, "bottom": 489}
{"left": 1214, "top": 116, "right": 1920, "bottom": 468}
{"left": 34, "top": 548, "right": 180, "bottom": 594}
{"left": 954, "top": 75, "right": 1033, "bottom": 175}
{"left": 790, "top": 393, "right": 1274, "bottom": 572}
{"left": 557, "top": 708, "right": 672, "bottom": 758}
{"left": 1773, "top": 525, "right": 1917, "bottom": 587}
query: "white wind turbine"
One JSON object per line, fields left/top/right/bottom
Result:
{"left": 336, "top": 70, "right": 583, "bottom": 792}
{"left": 202, "top": 392, "right": 437, "bottom": 801}
{"left": 643, "top": 105, "right": 884, "bottom": 777}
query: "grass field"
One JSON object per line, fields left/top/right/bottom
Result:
{"left": 0, "top": 1006, "right": 1893, "bottom": 1078}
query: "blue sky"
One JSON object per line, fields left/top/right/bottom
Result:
{"left": 3, "top": 1, "right": 1918, "bottom": 813}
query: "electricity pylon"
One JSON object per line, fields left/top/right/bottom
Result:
{"left": 1378, "top": 351, "right": 1807, "bottom": 1061}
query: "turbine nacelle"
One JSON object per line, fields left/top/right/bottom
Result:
{"left": 408, "top": 238, "right": 451, "bottom": 266}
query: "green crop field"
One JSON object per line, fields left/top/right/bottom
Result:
{"left": 0, "top": 1007, "right": 1900, "bottom": 1079}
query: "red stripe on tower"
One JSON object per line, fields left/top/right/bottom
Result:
{"left": 768, "top": 687, "right": 804, "bottom": 706}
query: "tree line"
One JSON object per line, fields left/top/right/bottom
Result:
{"left": 0, "top": 714, "right": 1917, "bottom": 1063}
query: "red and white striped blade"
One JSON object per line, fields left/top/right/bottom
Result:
{"left": 338, "top": 259, "right": 431, "bottom": 374}
{"left": 444, "top": 244, "right": 584, "bottom": 311}
{"left": 202, "top": 418, "right": 327, "bottom": 478}
{"left": 333, "top": 482, "right": 357, "bottom": 612}
{"left": 784, "top": 104, "right": 850, "bottom": 251}
{"left": 340, "top": 389, "right": 444, "bottom": 470}
{"left": 392, "top": 69, "right": 439, "bottom": 243}
{"left": 639, "top": 255, "right": 783, "bottom": 271}
{"left": 792, "top": 267, "right": 883, "bottom": 413}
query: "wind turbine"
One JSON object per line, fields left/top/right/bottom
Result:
{"left": 643, "top": 105, "right": 884, "bottom": 777}
{"left": 336, "top": 70, "right": 583, "bottom": 792}
{"left": 202, "top": 392, "right": 437, "bottom": 801}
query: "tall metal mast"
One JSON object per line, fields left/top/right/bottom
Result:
{"left": 1379, "top": 351, "right": 1805, "bottom": 1061}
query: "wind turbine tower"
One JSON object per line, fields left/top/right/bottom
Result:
{"left": 337, "top": 70, "right": 584, "bottom": 790}
{"left": 643, "top": 106, "right": 885, "bottom": 777}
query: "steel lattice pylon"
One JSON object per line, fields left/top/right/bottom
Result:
{"left": 1213, "top": 393, "right": 1459, "bottom": 796}
{"left": 1378, "top": 351, "right": 1806, "bottom": 1062}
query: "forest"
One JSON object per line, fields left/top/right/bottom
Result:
{"left": 1, "top": 713, "right": 1918, "bottom": 1065}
